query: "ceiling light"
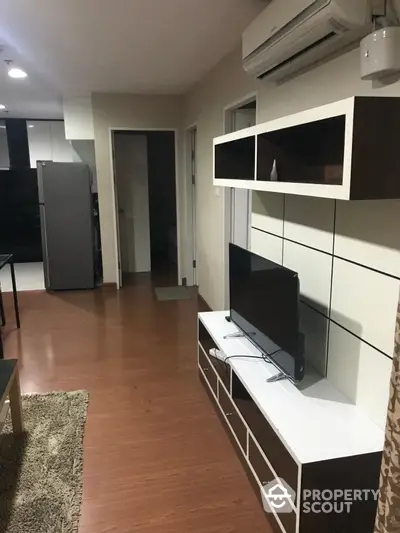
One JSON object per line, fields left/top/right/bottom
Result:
{"left": 0, "top": 104, "right": 6, "bottom": 110}
{"left": 8, "top": 67, "right": 27, "bottom": 79}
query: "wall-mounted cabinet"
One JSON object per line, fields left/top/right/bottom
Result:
{"left": 214, "top": 97, "right": 400, "bottom": 200}
{"left": 27, "top": 121, "right": 76, "bottom": 169}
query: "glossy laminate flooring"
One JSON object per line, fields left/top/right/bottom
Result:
{"left": 1, "top": 278, "right": 270, "bottom": 533}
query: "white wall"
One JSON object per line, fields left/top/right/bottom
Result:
{"left": 184, "top": 45, "right": 400, "bottom": 428}
{"left": 184, "top": 50, "right": 256, "bottom": 309}
{"left": 63, "top": 95, "right": 97, "bottom": 189}
{"left": 63, "top": 95, "right": 95, "bottom": 140}
{"left": 71, "top": 140, "right": 97, "bottom": 191}
{"left": 91, "top": 93, "right": 183, "bottom": 284}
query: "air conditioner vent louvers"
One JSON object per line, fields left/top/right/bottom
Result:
{"left": 250, "top": 0, "right": 331, "bottom": 59}
{"left": 328, "top": 18, "right": 349, "bottom": 33}
{"left": 259, "top": 32, "right": 337, "bottom": 79}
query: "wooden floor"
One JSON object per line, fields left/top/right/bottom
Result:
{"left": 2, "top": 278, "right": 270, "bottom": 533}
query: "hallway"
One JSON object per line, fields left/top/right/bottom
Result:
{"left": 1, "top": 280, "right": 268, "bottom": 533}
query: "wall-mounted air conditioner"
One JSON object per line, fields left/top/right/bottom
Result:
{"left": 243, "top": 0, "right": 372, "bottom": 82}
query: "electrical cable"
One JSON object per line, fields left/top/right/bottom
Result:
{"left": 213, "top": 347, "right": 284, "bottom": 365}
{"left": 222, "top": 354, "right": 271, "bottom": 364}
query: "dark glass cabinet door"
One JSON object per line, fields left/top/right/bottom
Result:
{"left": 257, "top": 115, "right": 346, "bottom": 185}
{"left": 215, "top": 137, "right": 256, "bottom": 180}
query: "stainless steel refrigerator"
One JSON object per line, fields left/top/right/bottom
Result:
{"left": 37, "top": 161, "right": 96, "bottom": 290}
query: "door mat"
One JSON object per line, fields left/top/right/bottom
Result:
{"left": 154, "top": 286, "right": 193, "bottom": 301}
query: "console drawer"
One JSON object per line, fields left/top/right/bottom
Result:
{"left": 249, "top": 434, "right": 275, "bottom": 486}
{"left": 249, "top": 435, "right": 297, "bottom": 533}
{"left": 232, "top": 371, "right": 298, "bottom": 492}
{"left": 218, "top": 383, "right": 247, "bottom": 452}
{"left": 198, "top": 348, "right": 218, "bottom": 396}
{"left": 198, "top": 320, "right": 231, "bottom": 390}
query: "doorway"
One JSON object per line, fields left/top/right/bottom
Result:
{"left": 112, "top": 130, "right": 178, "bottom": 287}
{"left": 223, "top": 94, "right": 257, "bottom": 307}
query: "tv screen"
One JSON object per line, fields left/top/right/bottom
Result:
{"left": 229, "top": 243, "right": 305, "bottom": 382}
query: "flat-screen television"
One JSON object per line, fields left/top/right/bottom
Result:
{"left": 229, "top": 243, "right": 305, "bottom": 383}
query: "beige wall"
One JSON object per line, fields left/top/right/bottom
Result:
{"left": 92, "top": 93, "right": 184, "bottom": 283}
{"left": 184, "top": 49, "right": 256, "bottom": 309}
{"left": 184, "top": 45, "right": 400, "bottom": 310}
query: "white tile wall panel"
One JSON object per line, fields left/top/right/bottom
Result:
{"left": 331, "top": 258, "right": 399, "bottom": 357}
{"left": 328, "top": 323, "right": 392, "bottom": 429}
{"left": 283, "top": 240, "right": 332, "bottom": 316}
{"left": 335, "top": 199, "right": 400, "bottom": 278}
{"left": 251, "top": 228, "right": 283, "bottom": 265}
{"left": 299, "top": 302, "right": 329, "bottom": 377}
{"left": 251, "top": 191, "right": 284, "bottom": 237}
{"left": 249, "top": 192, "right": 398, "bottom": 429}
{"left": 285, "top": 195, "right": 335, "bottom": 253}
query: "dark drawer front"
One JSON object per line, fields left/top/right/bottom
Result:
{"left": 218, "top": 383, "right": 247, "bottom": 452}
{"left": 249, "top": 434, "right": 275, "bottom": 486}
{"left": 198, "top": 348, "right": 218, "bottom": 396}
{"left": 234, "top": 393, "right": 298, "bottom": 492}
{"left": 198, "top": 320, "right": 231, "bottom": 390}
{"left": 249, "top": 435, "right": 297, "bottom": 533}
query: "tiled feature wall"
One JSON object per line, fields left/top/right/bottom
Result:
{"left": 251, "top": 192, "right": 399, "bottom": 429}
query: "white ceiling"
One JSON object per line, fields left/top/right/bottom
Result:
{"left": 0, "top": 45, "right": 63, "bottom": 119}
{"left": 0, "top": 0, "right": 266, "bottom": 118}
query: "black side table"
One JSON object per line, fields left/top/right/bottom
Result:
{"left": 0, "top": 359, "right": 23, "bottom": 433}
{"left": 0, "top": 254, "right": 21, "bottom": 360}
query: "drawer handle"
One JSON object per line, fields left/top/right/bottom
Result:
{"left": 203, "top": 367, "right": 209, "bottom": 371}
{"left": 225, "top": 412, "right": 235, "bottom": 417}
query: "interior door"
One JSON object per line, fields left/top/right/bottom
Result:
{"left": 114, "top": 133, "right": 151, "bottom": 274}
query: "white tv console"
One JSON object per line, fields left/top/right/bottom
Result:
{"left": 198, "top": 311, "right": 384, "bottom": 533}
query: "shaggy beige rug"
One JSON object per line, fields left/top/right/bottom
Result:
{"left": 0, "top": 390, "right": 89, "bottom": 533}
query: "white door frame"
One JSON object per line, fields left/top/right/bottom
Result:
{"left": 184, "top": 124, "right": 198, "bottom": 286}
{"left": 222, "top": 92, "right": 258, "bottom": 308}
{"left": 109, "top": 127, "right": 181, "bottom": 288}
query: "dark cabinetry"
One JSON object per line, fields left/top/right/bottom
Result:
{"left": 0, "top": 169, "right": 42, "bottom": 262}
{"left": 0, "top": 119, "right": 41, "bottom": 261}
